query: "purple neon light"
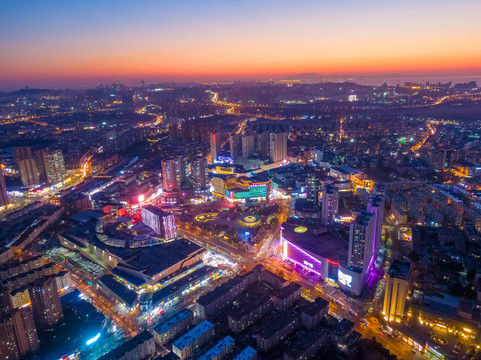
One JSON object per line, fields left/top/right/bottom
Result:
{"left": 282, "top": 238, "right": 323, "bottom": 277}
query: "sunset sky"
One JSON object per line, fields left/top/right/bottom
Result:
{"left": 1, "top": 0, "right": 480, "bottom": 89}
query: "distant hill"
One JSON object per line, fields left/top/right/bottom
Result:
{"left": 277, "top": 73, "right": 325, "bottom": 81}
{"left": 7, "top": 88, "right": 53, "bottom": 96}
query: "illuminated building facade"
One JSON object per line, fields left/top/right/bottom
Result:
{"left": 28, "top": 276, "right": 63, "bottom": 330}
{"left": 223, "top": 176, "right": 271, "bottom": 203}
{"left": 280, "top": 220, "right": 363, "bottom": 295}
{"left": 0, "top": 314, "right": 20, "bottom": 360}
{"left": 242, "top": 134, "right": 255, "bottom": 160}
{"left": 12, "top": 308, "right": 39, "bottom": 356}
{"left": 210, "top": 132, "right": 222, "bottom": 163}
{"left": 142, "top": 205, "right": 177, "bottom": 239}
{"left": 14, "top": 147, "right": 40, "bottom": 187}
{"left": 383, "top": 260, "right": 411, "bottom": 322}
{"left": 36, "top": 149, "right": 66, "bottom": 184}
{"left": 321, "top": 183, "right": 339, "bottom": 226}
{"left": 348, "top": 212, "right": 375, "bottom": 275}
{"left": 162, "top": 155, "right": 188, "bottom": 191}
{"left": 269, "top": 132, "right": 288, "bottom": 164}
{"left": 367, "top": 194, "right": 385, "bottom": 259}
{"left": 190, "top": 156, "right": 208, "bottom": 190}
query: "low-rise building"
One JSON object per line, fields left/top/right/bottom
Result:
{"left": 197, "top": 336, "right": 234, "bottom": 360}
{"left": 153, "top": 309, "right": 194, "bottom": 346}
{"left": 97, "top": 331, "right": 155, "bottom": 360}
{"left": 172, "top": 320, "right": 215, "bottom": 359}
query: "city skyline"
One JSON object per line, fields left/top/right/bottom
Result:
{"left": 1, "top": 0, "right": 481, "bottom": 90}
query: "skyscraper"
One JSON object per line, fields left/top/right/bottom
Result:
{"left": 12, "top": 308, "right": 39, "bottom": 356}
{"left": 28, "top": 276, "right": 63, "bottom": 330}
{"left": 14, "top": 147, "right": 39, "bottom": 186}
{"left": 269, "top": 132, "right": 287, "bottom": 164}
{"left": 229, "top": 133, "right": 243, "bottom": 165}
{"left": 162, "top": 155, "right": 187, "bottom": 191}
{"left": 36, "top": 149, "right": 66, "bottom": 184}
{"left": 348, "top": 212, "right": 375, "bottom": 274}
{"left": 366, "top": 194, "right": 385, "bottom": 258}
{"left": 0, "top": 165, "right": 8, "bottom": 208}
{"left": 0, "top": 308, "right": 39, "bottom": 360}
{"left": 383, "top": 260, "right": 411, "bottom": 322}
{"left": 0, "top": 314, "right": 20, "bottom": 360}
{"left": 190, "top": 156, "right": 208, "bottom": 190}
{"left": 241, "top": 134, "right": 255, "bottom": 160}
{"left": 321, "top": 183, "right": 339, "bottom": 226}
{"left": 307, "top": 172, "right": 319, "bottom": 204}
{"left": 210, "top": 132, "right": 222, "bottom": 163}
{"left": 255, "top": 131, "right": 269, "bottom": 158}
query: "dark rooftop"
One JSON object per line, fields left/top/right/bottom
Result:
{"left": 98, "top": 274, "right": 138, "bottom": 308}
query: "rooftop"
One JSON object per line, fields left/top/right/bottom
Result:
{"left": 281, "top": 220, "right": 348, "bottom": 263}
{"left": 172, "top": 320, "right": 214, "bottom": 351}
{"left": 258, "top": 309, "right": 299, "bottom": 339}
{"left": 233, "top": 346, "right": 257, "bottom": 360}
{"left": 197, "top": 336, "right": 234, "bottom": 360}
{"left": 301, "top": 297, "right": 329, "bottom": 317}
{"left": 98, "top": 274, "right": 138, "bottom": 308}
{"left": 97, "top": 331, "right": 153, "bottom": 360}
{"left": 142, "top": 205, "right": 169, "bottom": 217}
{"left": 387, "top": 260, "right": 411, "bottom": 280}
{"left": 152, "top": 266, "right": 217, "bottom": 306}
{"left": 154, "top": 309, "right": 193, "bottom": 335}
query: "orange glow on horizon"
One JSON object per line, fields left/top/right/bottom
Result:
{"left": 1, "top": 0, "right": 481, "bottom": 87}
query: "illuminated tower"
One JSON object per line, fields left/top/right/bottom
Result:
{"left": 210, "top": 132, "right": 222, "bottom": 163}
{"left": 0, "top": 314, "right": 20, "bottom": 360}
{"left": 162, "top": 155, "right": 187, "bottom": 191}
{"left": 269, "top": 132, "right": 287, "bottom": 164}
{"left": 241, "top": 134, "right": 255, "bottom": 160}
{"left": 367, "top": 194, "right": 385, "bottom": 257}
{"left": 36, "top": 149, "right": 66, "bottom": 184}
{"left": 14, "top": 147, "right": 39, "bottom": 186}
{"left": 348, "top": 212, "right": 375, "bottom": 274}
{"left": 229, "top": 133, "right": 242, "bottom": 161}
{"left": 190, "top": 156, "right": 209, "bottom": 190}
{"left": 28, "top": 276, "right": 63, "bottom": 330}
{"left": 383, "top": 260, "right": 411, "bottom": 322}
{"left": 12, "top": 308, "right": 39, "bottom": 356}
{"left": 321, "top": 183, "right": 339, "bottom": 226}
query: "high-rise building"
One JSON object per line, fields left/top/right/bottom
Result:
{"left": 256, "top": 131, "right": 269, "bottom": 158}
{"left": 312, "top": 147, "right": 323, "bottom": 166}
{"left": 229, "top": 133, "right": 242, "bottom": 162}
{"left": 383, "top": 260, "right": 411, "bottom": 323}
{"left": 0, "top": 314, "right": 20, "bottom": 360}
{"left": 190, "top": 156, "right": 208, "bottom": 190}
{"left": 269, "top": 132, "right": 288, "bottom": 164}
{"left": 210, "top": 132, "right": 222, "bottom": 163}
{"left": 15, "top": 147, "right": 39, "bottom": 187}
{"left": 0, "top": 166, "right": 8, "bottom": 208}
{"left": 348, "top": 212, "right": 375, "bottom": 274}
{"left": 28, "top": 276, "right": 63, "bottom": 330}
{"left": 36, "top": 149, "right": 66, "bottom": 184}
{"left": 12, "top": 308, "right": 39, "bottom": 356}
{"left": 307, "top": 173, "right": 319, "bottom": 204}
{"left": 142, "top": 205, "right": 177, "bottom": 239}
{"left": 162, "top": 155, "right": 187, "bottom": 191}
{"left": 321, "top": 183, "right": 339, "bottom": 226}
{"left": 367, "top": 194, "right": 385, "bottom": 258}
{"left": 241, "top": 134, "right": 255, "bottom": 160}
